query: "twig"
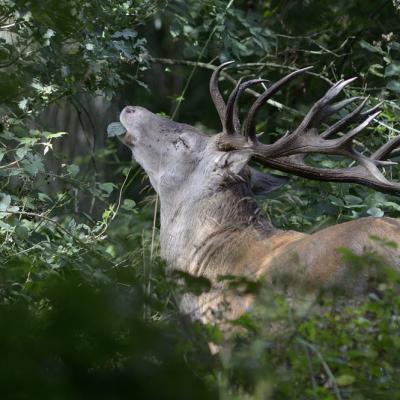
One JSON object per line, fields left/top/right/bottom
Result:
{"left": 150, "top": 194, "right": 158, "bottom": 261}
{"left": 376, "top": 120, "right": 400, "bottom": 135}
{"left": 153, "top": 57, "right": 334, "bottom": 85}
{"left": 0, "top": 160, "right": 19, "bottom": 169}
{"left": 304, "top": 345, "right": 319, "bottom": 399}
{"left": 31, "top": 193, "right": 68, "bottom": 234}
{"left": 0, "top": 22, "right": 17, "bottom": 29}
{"left": 298, "top": 338, "right": 343, "bottom": 400}
{"left": 153, "top": 57, "right": 317, "bottom": 116}
{"left": 94, "top": 167, "right": 133, "bottom": 239}
{"left": 70, "top": 97, "right": 98, "bottom": 171}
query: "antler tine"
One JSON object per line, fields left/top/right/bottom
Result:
{"left": 361, "top": 101, "right": 384, "bottom": 117}
{"left": 336, "top": 110, "right": 381, "bottom": 147}
{"left": 256, "top": 155, "right": 400, "bottom": 195}
{"left": 294, "top": 77, "right": 357, "bottom": 135}
{"left": 372, "top": 134, "right": 400, "bottom": 161}
{"left": 356, "top": 154, "right": 393, "bottom": 184}
{"left": 252, "top": 103, "right": 381, "bottom": 160}
{"left": 328, "top": 96, "right": 362, "bottom": 115}
{"left": 210, "top": 61, "right": 235, "bottom": 127}
{"left": 297, "top": 96, "right": 362, "bottom": 135}
{"left": 243, "top": 66, "right": 313, "bottom": 141}
{"left": 224, "top": 77, "right": 245, "bottom": 135}
{"left": 321, "top": 97, "right": 370, "bottom": 139}
{"left": 224, "top": 78, "right": 268, "bottom": 135}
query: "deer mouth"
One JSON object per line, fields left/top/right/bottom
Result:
{"left": 118, "top": 128, "right": 136, "bottom": 148}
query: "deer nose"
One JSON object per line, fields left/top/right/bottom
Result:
{"left": 124, "top": 106, "right": 136, "bottom": 114}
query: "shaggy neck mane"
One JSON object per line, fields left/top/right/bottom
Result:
{"left": 159, "top": 180, "right": 278, "bottom": 280}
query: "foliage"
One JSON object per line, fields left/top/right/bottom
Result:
{"left": 221, "top": 250, "right": 400, "bottom": 399}
{"left": 1, "top": 0, "right": 400, "bottom": 399}
{"left": 0, "top": 272, "right": 218, "bottom": 400}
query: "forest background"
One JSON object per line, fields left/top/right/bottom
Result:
{"left": 1, "top": 0, "right": 400, "bottom": 398}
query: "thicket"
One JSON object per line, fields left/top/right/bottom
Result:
{"left": 1, "top": 0, "right": 400, "bottom": 398}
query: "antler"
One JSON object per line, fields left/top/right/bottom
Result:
{"left": 213, "top": 64, "right": 400, "bottom": 195}
{"left": 210, "top": 61, "right": 267, "bottom": 135}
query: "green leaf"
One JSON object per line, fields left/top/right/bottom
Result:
{"left": 369, "top": 64, "right": 384, "bottom": 77}
{"left": 205, "top": 324, "right": 223, "bottom": 344}
{"left": 0, "top": 193, "right": 11, "bottom": 212}
{"left": 360, "top": 40, "right": 384, "bottom": 54}
{"left": 111, "top": 29, "right": 137, "bottom": 39}
{"left": 172, "top": 270, "right": 211, "bottom": 296}
{"left": 386, "top": 80, "right": 400, "bottom": 93}
{"left": 18, "top": 98, "right": 28, "bottom": 110}
{"left": 135, "top": 80, "right": 149, "bottom": 92}
{"left": 336, "top": 374, "right": 356, "bottom": 386}
{"left": 385, "top": 62, "right": 400, "bottom": 77}
{"left": 46, "top": 131, "right": 68, "bottom": 139}
{"left": 98, "top": 182, "right": 115, "bottom": 194}
{"left": 389, "top": 41, "right": 400, "bottom": 51}
{"left": 67, "top": 164, "right": 79, "bottom": 177}
{"left": 329, "top": 196, "right": 344, "bottom": 207}
{"left": 22, "top": 154, "right": 44, "bottom": 176}
{"left": 38, "top": 192, "right": 52, "bottom": 202}
{"left": 231, "top": 312, "right": 258, "bottom": 332}
{"left": 367, "top": 207, "right": 384, "bottom": 217}
{"left": 383, "top": 201, "right": 400, "bottom": 212}
{"left": 344, "top": 195, "right": 363, "bottom": 205}
{"left": 0, "top": 220, "right": 12, "bottom": 231}
{"left": 16, "top": 147, "right": 28, "bottom": 160}
{"left": 14, "top": 225, "right": 29, "bottom": 240}
{"left": 107, "top": 122, "right": 126, "bottom": 138}
{"left": 19, "top": 137, "right": 39, "bottom": 146}
{"left": 121, "top": 199, "right": 136, "bottom": 211}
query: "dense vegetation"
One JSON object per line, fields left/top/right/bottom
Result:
{"left": 1, "top": 0, "right": 400, "bottom": 398}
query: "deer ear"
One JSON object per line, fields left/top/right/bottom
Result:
{"left": 215, "top": 150, "right": 252, "bottom": 175}
{"left": 250, "top": 168, "right": 289, "bottom": 195}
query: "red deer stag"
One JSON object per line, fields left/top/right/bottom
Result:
{"left": 118, "top": 62, "right": 400, "bottom": 324}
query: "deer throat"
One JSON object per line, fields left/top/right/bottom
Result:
{"left": 159, "top": 190, "right": 279, "bottom": 280}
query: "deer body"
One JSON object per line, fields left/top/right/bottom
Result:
{"left": 118, "top": 63, "right": 400, "bottom": 324}
{"left": 160, "top": 171, "right": 400, "bottom": 321}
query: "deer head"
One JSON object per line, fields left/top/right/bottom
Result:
{"left": 121, "top": 69, "right": 296, "bottom": 199}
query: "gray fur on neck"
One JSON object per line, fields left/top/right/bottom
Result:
{"left": 159, "top": 175, "right": 275, "bottom": 278}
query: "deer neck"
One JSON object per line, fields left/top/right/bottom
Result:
{"left": 159, "top": 182, "right": 282, "bottom": 280}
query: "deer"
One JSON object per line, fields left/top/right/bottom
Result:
{"left": 117, "top": 61, "right": 400, "bottom": 327}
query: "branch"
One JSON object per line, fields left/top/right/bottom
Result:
{"left": 153, "top": 57, "right": 334, "bottom": 84}
{"left": 297, "top": 338, "right": 343, "bottom": 400}
{"left": 152, "top": 57, "right": 334, "bottom": 116}
{"left": 3, "top": 210, "right": 116, "bottom": 268}
{"left": 0, "top": 22, "right": 17, "bottom": 30}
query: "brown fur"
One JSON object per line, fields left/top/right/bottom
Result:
{"left": 186, "top": 217, "right": 400, "bottom": 326}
